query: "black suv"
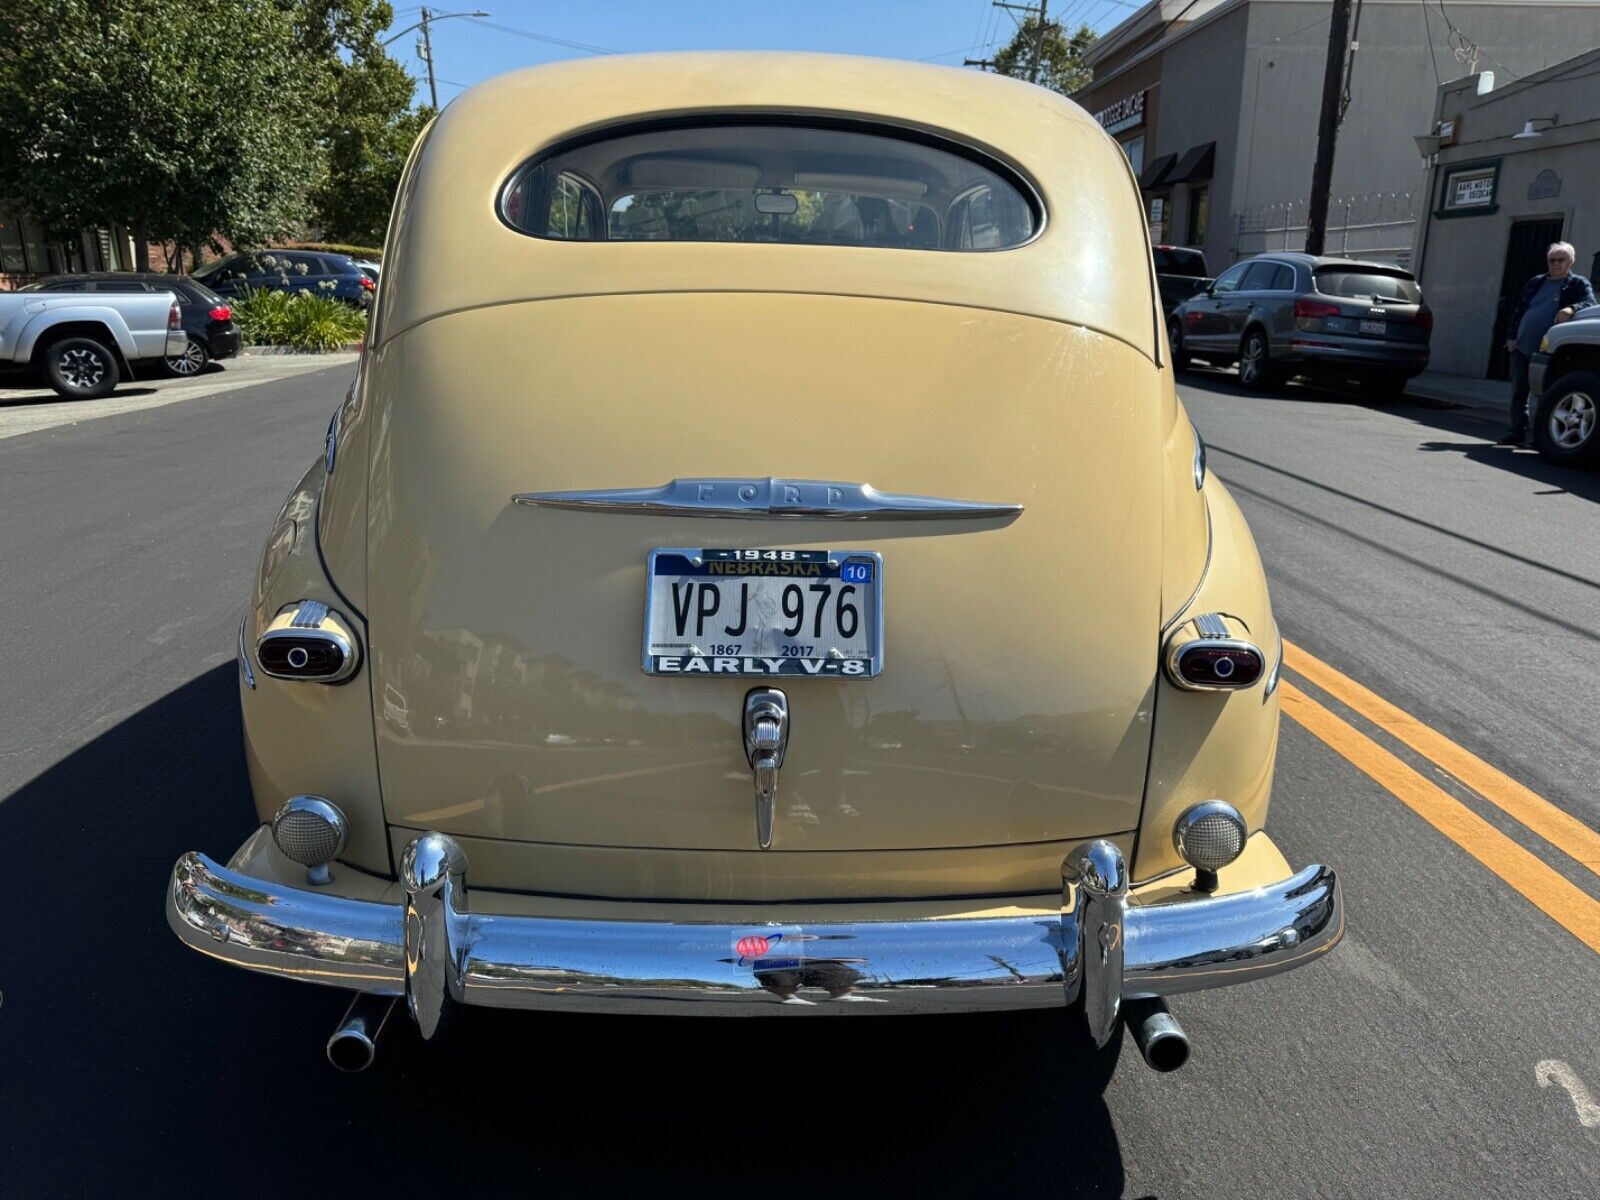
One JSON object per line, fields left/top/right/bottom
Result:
{"left": 26, "top": 272, "right": 241, "bottom": 376}
{"left": 195, "top": 250, "right": 376, "bottom": 309}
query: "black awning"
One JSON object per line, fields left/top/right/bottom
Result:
{"left": 1139, "top": 153, "right": 1177, "bottom": 190}
{"left": 1168, "top": 142, "right": 1216, "bottom": 184}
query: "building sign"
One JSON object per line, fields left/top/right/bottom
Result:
{"left": 1528, "top": 169, "right": 1562, "bottom": 200}
{"left": 1094, "top": 90, "right": 1145, "bottom": 135}
{"left": 1437, "top": 161, "right": 1499, "bottom": 216}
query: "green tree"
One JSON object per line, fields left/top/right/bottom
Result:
{"left": 0, "top": 0, "right": 325, "bottom": 270}
{"left": 287, "top": 0, "right": 430, "bottom": 246}
{"left": 991, "top": 16, "right": 1098, "bottom": 96}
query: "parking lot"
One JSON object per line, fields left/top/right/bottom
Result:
{"left": 0, "top": 358, "right": 1594, "bottom": 1195}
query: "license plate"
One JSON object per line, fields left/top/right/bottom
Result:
{"left": 644, "top": 548, "right": 882, "bottom": 677}
{"left": 1359, "top": 319, "right": 1387, "bottom": 335}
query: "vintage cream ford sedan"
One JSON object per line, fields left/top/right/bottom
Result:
{"left": 167, "top": 53, "right": 1342, "bottom": 1074}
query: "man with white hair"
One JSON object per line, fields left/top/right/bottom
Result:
{"left": 1500, "top": 241, "right": 1593, "bottom": 445}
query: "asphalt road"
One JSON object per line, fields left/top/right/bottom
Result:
{"left": 1, "top": 362, "right": 1597, "bottom": 1197}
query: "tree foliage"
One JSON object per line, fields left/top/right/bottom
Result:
{"left": 0, "top": 0, "right": 324, "bottom": 267}
{"left": 284, "top": 1, "right": 430, "bottom": 246}
{"left": 991, "top": 16, "right": 1098, "bottom": 96}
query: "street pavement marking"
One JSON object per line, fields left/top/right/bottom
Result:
{"left": 1535, "top": 1060, "right": 1600, "bottom": 1128}
{"left": 1284, "top": 641, "right": 1600, "bottom": 880}
{"left": 1279, "top": 681, "right": 1600, "bottom": 956}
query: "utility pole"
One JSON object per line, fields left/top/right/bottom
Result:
{"left": 965, "top": 0, "right": 1052, "bottom": 82}
{"left": 382, "top": 8, "right": 487, "bottom": 111}
{"left": 1304, "top": 0, "right": 1354, "bottom": 255}
{"left": 418, "top": 7, "right": 437, "bottom": 110}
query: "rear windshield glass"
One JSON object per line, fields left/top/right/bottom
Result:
{"left": 1154, "top": 247, "right": 1207, "bottom": 276}
{"left": 502, "top": 122, "right": 1037, "bottom": 251}
{"left": 1315, "top": 268, "right": 1421, "bottom": 303}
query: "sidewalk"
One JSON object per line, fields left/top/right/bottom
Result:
{"left": 1404, "top": 370, "right": 1509, "bottom": 417}
{"left": 0, "top": 349, "right": 359, "bottom": 441}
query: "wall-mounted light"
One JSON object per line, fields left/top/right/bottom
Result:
{"left": 1413, "top": 133, "right": 1442, "bottom": 161}
{"left": 1513, "top": 116, "right": 1558, "bottom": 140}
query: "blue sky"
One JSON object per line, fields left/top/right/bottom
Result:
{"left": 387, "top": 1, "right": 1138, "bottom": 104}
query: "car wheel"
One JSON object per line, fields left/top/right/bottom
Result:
{"left": 1533, "top": 370, "right": 1600, "bottom": 466}
{"left": 1167, "top": 316, "right": 1193, "bottom": 372}
{"left": 1237, "top": 329, "right": 1279, "bottom": 392}
{"left": 163, "top": 339, "right": 209, "bottom": 377}
{"left": 45, "top": 335, "right": 120, "bottom": 400}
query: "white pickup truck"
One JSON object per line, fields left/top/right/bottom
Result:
{"left": 0, "top": 289, "right": 188, "bottom": 399}
{"left": 1528, "top": 306, "right": 1600, "bottom": 466}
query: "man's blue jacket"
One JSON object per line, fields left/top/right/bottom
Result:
{"left": 1508, "top": 272, "right": 1595, "bottom": 341}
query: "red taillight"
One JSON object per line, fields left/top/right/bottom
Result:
{"left": 1415, "top": 309, "right": 1434, "bottom": 334}
{"left": 359, "top": 276, "right": 375, "bottom": 290}
{"left": 209, "top": 305, "right": 232, "bottom": 322}
{"left": 168, "top": 303, "right": 182, "bottom": 330}
{"left": 1294, "top": 299, "right": 1340, "bottom": 320}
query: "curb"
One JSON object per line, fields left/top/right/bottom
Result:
{"left": 243, "top": 343, "right": 364, "bottom": 356}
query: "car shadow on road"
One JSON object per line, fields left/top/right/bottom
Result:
{"left": 0, "top": 378, "right": 161, "bottom": 407}
{"left": 0, "top": 664, "right": 1132, "bottom": 1194}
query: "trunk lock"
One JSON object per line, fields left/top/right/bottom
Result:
{"left": 743, "top": 688, "right": 789, "bottom": 850}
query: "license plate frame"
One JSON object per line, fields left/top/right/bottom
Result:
{"left": 1359, "top": 319, "right": 1387, "bottom": 336}
{"left": 642, "top": 548, "right": 884, "bottom": 678}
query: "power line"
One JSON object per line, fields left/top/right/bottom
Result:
{"left": 469, "top": 18, "right": 616, "bottom": 55}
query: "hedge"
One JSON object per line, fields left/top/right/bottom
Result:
{"left": 231, "top": 288, "right": 367, "bottom": 351}
{"left": 270, "top": 241, "right": 384, "bottom": 261}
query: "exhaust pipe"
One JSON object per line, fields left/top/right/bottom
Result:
{"left": 326, "top": 993, "right": 397, "bottom": 1072}
{"left": 1122, "top": 995, "right": 1191, "bottom": 1072}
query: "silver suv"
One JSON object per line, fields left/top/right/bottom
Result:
{"left": 1169, "top": 253, "right": 1432, "bottom": 398}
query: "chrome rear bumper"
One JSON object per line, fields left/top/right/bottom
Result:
{"left": 168, "top": 833, "right": 1341, "bottom": 1037}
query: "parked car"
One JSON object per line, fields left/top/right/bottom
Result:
{"left": 0, "top": 287, "right": 186, "bottom": 398}
{"left": 1528, "top": 306, "right": 1600, "bottom": 465}
{"left": 1170, "top": 252, "right": 1432, "bottom": 397}
{"left": 195, "top": 249, "right": 376, "bottom": 308}
{"left": 166, "top": 53, "right": 1342, "bottom": 1078}
{"left": 351, "top": 258, "right": 381, "bottom": 284}
{"left": 24, "top": 273, "right": 240, "bottom": 376}
{"left": 1154, "top": 244, "right": 1212, "bottom": 315}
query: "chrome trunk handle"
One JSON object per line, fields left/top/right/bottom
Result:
{"left": 743, "top": 688, "right": 789, "bottom": 850}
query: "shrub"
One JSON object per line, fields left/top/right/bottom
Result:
{"left": 272, "top": 241, "right": 383, "bottom": 261}
{"left": 232, "top": 288, "right": 367, "bottom": 351}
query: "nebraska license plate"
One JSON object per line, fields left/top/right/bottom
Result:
{"left": 643, "top": 548, "right": 882, "bottom": 677}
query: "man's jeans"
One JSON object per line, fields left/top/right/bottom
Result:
{"left": 1509, "top": 350, "right": 1531, "bottom": 438}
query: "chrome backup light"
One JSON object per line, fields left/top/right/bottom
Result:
{"left": 1165, "top": 612, "right": 1265, "bottom": 691}
{"left": 256, "top": 599, "right": 360, "bottom": 684}
{"left": 271, "top": 796, "right": 349, "bottom": 886}
{"left": 1173, "top": 800, "right": 1247, "bottom": 892}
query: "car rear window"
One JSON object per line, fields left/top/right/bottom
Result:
{"left": 1315, "top": 268, "right": 1421, "bottom": 303}
{"left": 1153, "top": 247, "right": 1207, "bottom": 276}
{"left": 502, "top": 121, "right": 1038, "bottom": 251}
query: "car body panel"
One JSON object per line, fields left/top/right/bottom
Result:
{"left": 364, "top": 294, "right": 1164, "bottom": 865}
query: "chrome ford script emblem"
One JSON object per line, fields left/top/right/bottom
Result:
{"left": 513, "top": 477, "right": 1022, "bottom": 520}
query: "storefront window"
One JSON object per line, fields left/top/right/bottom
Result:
{"left": 20, "top": 216, "right": 53, "bottom": 273}
{"left": 1186, "top": 185, "right": 1209, "bottom": 247}
{"left": 1121, "top": 135, "right": 1145, "bottom": 177}
{"left": 1148, "top": 194, "right": 1170, "bottom": 243}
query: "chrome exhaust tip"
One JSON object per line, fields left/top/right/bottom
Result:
{"left": 1123, "top": 995, "right": 1191, "bottom": 1072}
{"left": 326, "top": 993, "right": 397, "bottom": 1072}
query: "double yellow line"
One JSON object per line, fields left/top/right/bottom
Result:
{"left": 1280, "top": 641, "right": 1600, "bottom": 955}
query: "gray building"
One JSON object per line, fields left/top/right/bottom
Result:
{"left": 1414, "top": 49, "right": 1600, "bottom": 376}
{"left": 1075, "top": 0, "right": 1600, "bottom": 273}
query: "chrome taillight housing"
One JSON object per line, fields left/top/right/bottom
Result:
{"left": 255, "top": 599, "right": 361, "bottom": 684}
{"left": 1164, "top": 612, "right": 1265, "bottom": 691}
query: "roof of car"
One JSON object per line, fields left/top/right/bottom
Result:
{"left": 1245, "top": 252, "right": 1415, "bottom": 274}
{"left": 373, "top": 52, "right": 1156, "bottom": 358}
{"left": 36, "top": 272, "right": 195, "bottom": 285}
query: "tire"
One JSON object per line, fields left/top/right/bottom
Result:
{"left": 1533, "top": 370, "right": 1600, "bottom": 466}
{"left": 44, "top": 335, "right": 120, "bottom": 400}
{"left": 1167, "top": 315, "right": 1193, "bottom": 372}
{"left": 1237, "top": 328, "right": 1280, "bottom": 392}
{"left": 163, "top": 338, "right": 209, "bottom": 377}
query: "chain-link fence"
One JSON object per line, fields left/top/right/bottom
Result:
{"left": 1234, "top": 191, "right": 1418, "bottom": 268}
